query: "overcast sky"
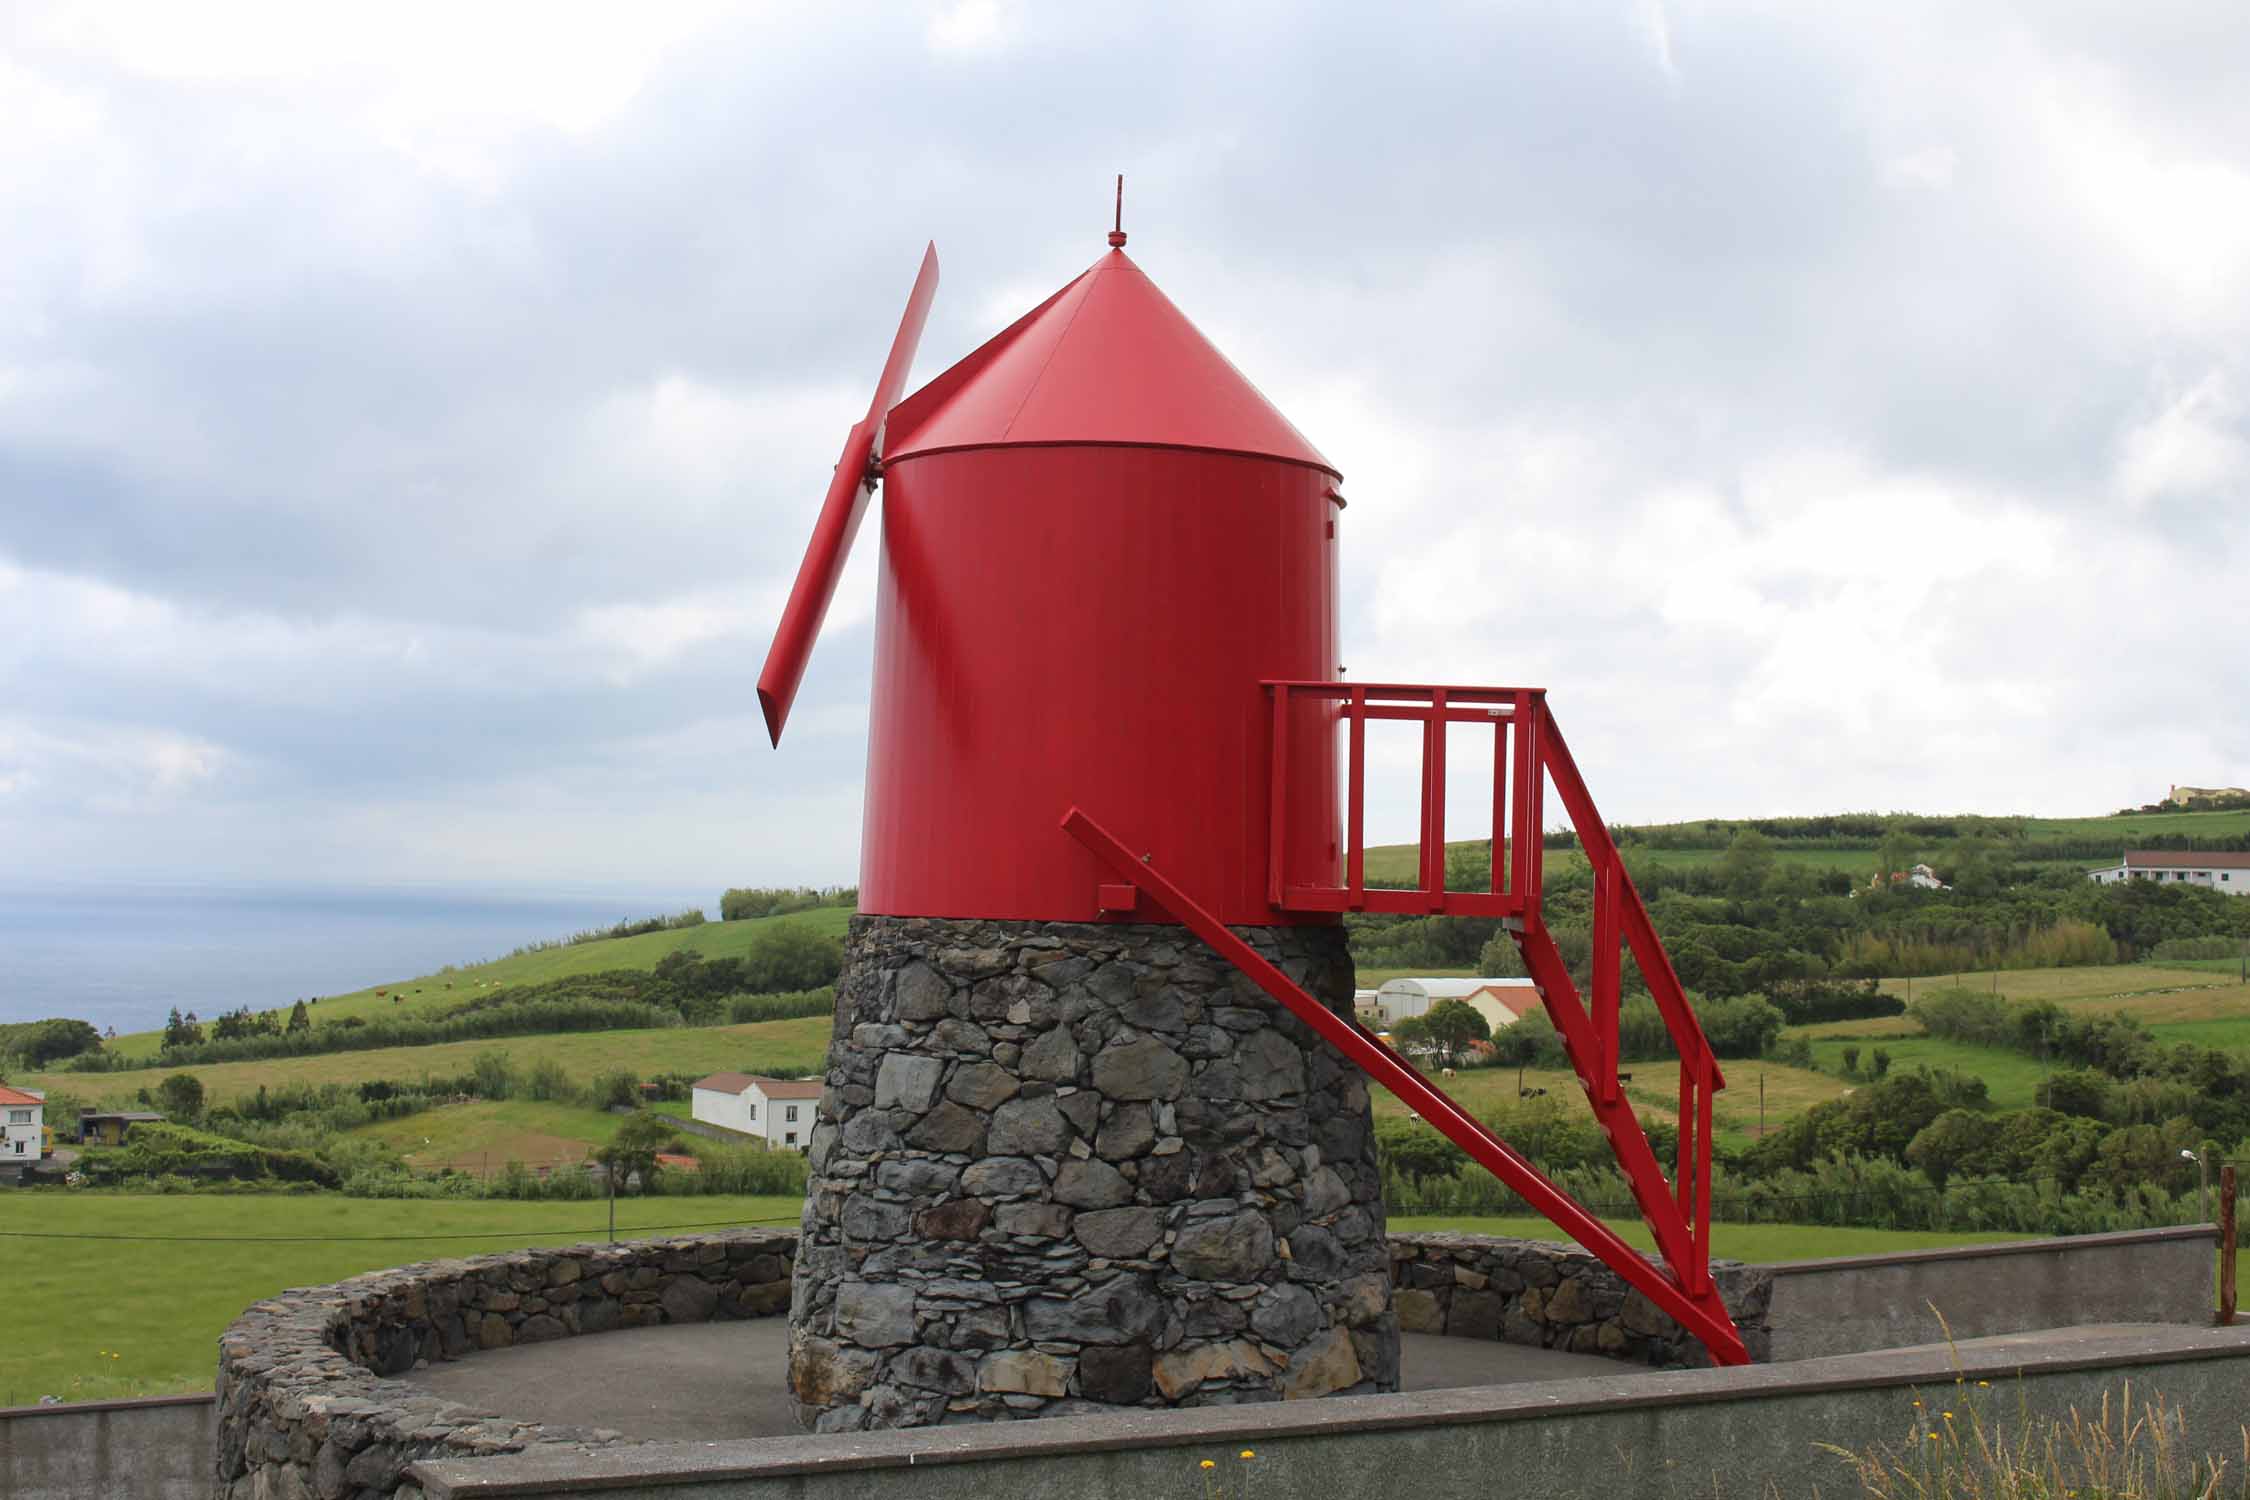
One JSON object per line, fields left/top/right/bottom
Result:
{"left": 3, "top": 0, "right": 2245, "bottom": 896}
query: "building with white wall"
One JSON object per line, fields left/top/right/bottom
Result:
{"left": 1, "top": 1085, "right": 45, "bottom": 1171}
{"left": 2087, "top": 850, "right": 2250, "bottom": 894}
{"left": 1373, "top": 977, "right": 1539, "bottom": 1033}
{"left": 689, "top": 1072, "right": 824, "bottom": 1151}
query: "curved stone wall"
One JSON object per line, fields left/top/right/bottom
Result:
{"left": 1390, "top": 1232, "right": 1774, "bottom": 1365}
{"left": 214, "top": 1230, "right": 792, "bottom": 1500}
{"left": 790, "top": 916, "right": 1399, "bottom": 1430}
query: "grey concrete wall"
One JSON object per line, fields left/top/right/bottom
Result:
{"left": 0, "top": 1394, "right": 215, "bottom": 1500}
{"left": 408, "top": 1324, "right": 2250, "bottom": 1500}
{"left": 1765, "top": 1224, "right": 2214, "bottom": 1361}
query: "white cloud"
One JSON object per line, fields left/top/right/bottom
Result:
{"left": 1883, "top": 145, "right": 1957, "bottom": 190}
{"left": 2115, "top": 368, "right": 2250, "bottom": 510}
{"left": 926, "top": 0, "right": 1008, "bottom": 56}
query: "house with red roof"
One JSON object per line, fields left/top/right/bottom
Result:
{"left": 690, "top": 1072, "right": 824, "bottom": 1151}
{"left": 1, "top": 1084, "right": 46, "bottom": 1176}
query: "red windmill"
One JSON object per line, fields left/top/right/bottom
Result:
{"left": 760, "top": 195, "right": 1748, "bottom": 1368}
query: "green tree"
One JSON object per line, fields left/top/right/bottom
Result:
{"left": 743, "top": 923, "right": 844, "bottom": 992}
{"left": 1905, "top": 1108, "right": 1998, "bottom": 1186}
{"left": 1719, "top": 829, "right": 1777, "bottom": 897}
{"left": 1443, "top": 841, "right": 1492, "bottom": 893}
{"left": 286, "top": 1000, "right": 310, "bottom": 1034}
{"left": 1421, "top": 999, "right": 1492, "bottom": 1065}
{"left": 1875, "top": 824, "right": 1917, "bottom": 887}
{"left": 1475, "top": 932, "right": 1528, "bottom": 979}
{"left": 154, "top": 1072, "right": 205, "bottom": 1122}
{"left": 598, "top": 1111, "right": 680, "bottom": 1194}
{"left": 1389, "top": 1015, "right": 1435, "bottom": 1058}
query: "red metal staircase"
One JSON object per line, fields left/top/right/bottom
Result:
{"left": 1063, "top": 683, "right": 1748, "bottom": 1366}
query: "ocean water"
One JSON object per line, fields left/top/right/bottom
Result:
{"left": 0, "top": 882, "right": 709, "bottom": 1036}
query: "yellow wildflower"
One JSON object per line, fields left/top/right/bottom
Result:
{"left": 1201, "top": 1460, "right": 1215, "bottom": 1470}
{"left": 1240, "top": 1450, "right": 1256, "bottom": 1460}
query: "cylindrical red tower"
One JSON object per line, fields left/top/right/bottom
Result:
{"left": 863, "top": 247, "right": 1344, "bottom": 924}
{"left": 772, "top": 235, "right": 1395, "bottom": 1433}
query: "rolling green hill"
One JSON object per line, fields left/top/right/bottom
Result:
{"left": 1360, "top": 805, "right": 2250, "bottom": 887}
{"left": 32, "top": 1015, "right": 834, "bottom": 1108}
{"left": 100, "top": 905, "right": 855, "bottom": 1059}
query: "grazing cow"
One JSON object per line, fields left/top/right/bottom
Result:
{"left": 1440, "top": 1067, "right": 1456, "bottom": 1079}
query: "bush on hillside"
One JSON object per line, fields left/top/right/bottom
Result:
{"left": 0, "top": 1016, "right": 102, "bottom": 1068}
{"left": 719, "top": 886, "right": 855, "bottom": 921}
{"left": 80, "top": 1120, "right": 339, "bottom": 1187}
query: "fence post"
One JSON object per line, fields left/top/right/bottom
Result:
{"left": 2220, "top": 1163, "right": 2237, "bottom": 1328}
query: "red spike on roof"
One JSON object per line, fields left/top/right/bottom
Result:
{"left": 884, "top": 249, "right": 1337, "bottom": 478}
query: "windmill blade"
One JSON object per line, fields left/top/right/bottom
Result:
{"left": 757, "top": 243, "right": 940, "bottom": 747}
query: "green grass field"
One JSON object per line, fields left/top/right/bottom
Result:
{"left": 1794, "top": 1035, "right": 2056, "bottom": 1109}
{"left": 349, "top": 1099, "right": 637, "bottom": 1174}
{"left": 4, "top": 1191, "right": 2028, "bottom": 1406}
{"left": 0, "top": 1193, "right": 807, "bottom": 1405}
{"left": 1371, "top": 1057, "right": 1851, "bottom": 1152}
{"left": 29, "top": 1016, "right": 833, "bottom": 1109}
{"left": 99, "top": 906, "right": 855, "bottom": 1059}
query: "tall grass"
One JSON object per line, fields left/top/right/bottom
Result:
{"left": 1827, "top": 1377, "right": 2249, "bottom": 1500}
{"left": 1840, "top": 921, "right": 2120, "bottom": 978}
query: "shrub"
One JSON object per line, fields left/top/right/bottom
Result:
{"left": 591, "top": 1070, "right": 642, "bottom": 1110}
{"left": 742, "top": 924, "right": 844, "bottom": 993}
{"left": 470, "top": 1050, "right": 515, "bottom": 1101}
{"left": 525, "top": 1057, "right": 574, "bottom": 1103}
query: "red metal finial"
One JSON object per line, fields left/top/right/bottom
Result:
{"left": 1108, "top": 174, "right": 1127, "bottom": 248}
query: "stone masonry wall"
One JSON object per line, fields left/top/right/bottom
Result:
{"left": 1390, "top": 1232, "right": 1774, "bottom": 1366}
{"left": 789, "top": 916, "right": 1399, "bottom": 1430}
{"left": 214, "top": 1230, "right": 792, "bottom": 1500}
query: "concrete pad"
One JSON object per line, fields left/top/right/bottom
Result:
{"left": 397, "top": 1322, "right": 1624, "bottom": 1442}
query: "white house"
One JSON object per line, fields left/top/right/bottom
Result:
{"left": 1, "top": 1085, "right": 45, "bottom": 1170}
{"left": 690, "top": 1072, "right": 824, "bottom": 1151}
{"left": 1373, "top": 977, "right": 1539, "bottom": 1033}
{"left": 2088, "top": 850, "right": 2250, "bottom": 895}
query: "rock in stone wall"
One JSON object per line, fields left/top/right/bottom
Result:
{"left": 1389, "top": 1234, "right": 1773, "bottom": 1366}
{"left": 790, "top": 916, "right": 1398, "bottom": 1431}
{"left": 214, "top": 1231, "right": 792, "bottom": 1500}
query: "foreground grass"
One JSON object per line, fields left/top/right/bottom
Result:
{"left": 30, "top": 1016, "right": 833, "bottom": 1108}
{"left": 0, "top": 1193, "right": 804, "bottom": 1406}
{"left": 99, "top": 906, "right": 856, "bottom": 1059}
{"left": 5, "top": 1191, "right": 2023, "bottom": 1407}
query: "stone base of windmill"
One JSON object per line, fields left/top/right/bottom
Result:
{"left": 786, "top": 915, "right": 1398, "bottom": 1432}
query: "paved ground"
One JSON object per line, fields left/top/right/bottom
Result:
{"left": 400, "top": 1322, "right": 1628, "bottom": 1442}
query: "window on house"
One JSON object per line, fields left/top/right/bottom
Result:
{"left": 6, "top": 1110, "right": 29, "bottom": 1124}
{"left": 785, "top": 1131, "right": 798, "bottom": 1146}
{"left": 786, "top": 1105, "right": 799, "bottom": 1122}
{"left": 748, "top": 1101, "right": 758, "bottom": 1120}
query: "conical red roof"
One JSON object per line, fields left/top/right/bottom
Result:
{"left": 882, "top": 248, "right": 1337, "bottom": 478}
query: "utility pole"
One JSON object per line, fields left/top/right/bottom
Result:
{"left": 1759, "top": 1073, "right": 1766, "bottom": 1139}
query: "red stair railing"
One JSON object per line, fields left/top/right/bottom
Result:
{"left": 1061, "top": 682, "right": 1746, "bottom": 1365}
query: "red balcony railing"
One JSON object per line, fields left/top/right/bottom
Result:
{"left": 1063, "top": 682, "right": 1743, "bottom": 1362}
